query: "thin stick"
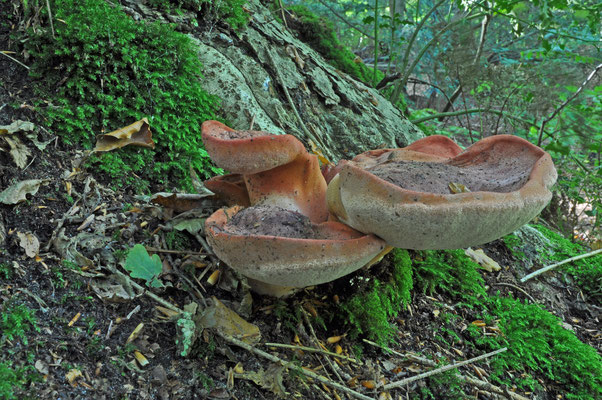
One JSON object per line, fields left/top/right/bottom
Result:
{"left": 521, "top": 248, "right": 602, "bottom": 283}
{"left": 124, "top": 273, "right": 183, "bottom": 313}
{"left": 144, "top": 246, "right": 205, "bottom": 256}
{"left": 383, "top": 347, "right": 507, "bottom": 390}
{"left": 492, "top": 282, "right": 536, "bottom": 303}
{"left": 218, "top": 333, "right": 374, "bottom": 400}
{"left": 45, "top": 0, "right": 56, "bottom": 38}
{"left": 363, "top": 340, "right": 528, "bottom": 400}
{"left": 265, "top": 342, "right": 361, "bottom": 365}
{"left": 0, "top": 51, "right": 30, "bottom": 70}
{"left": 537, "top": 62, "right": 602, "bottom": 146}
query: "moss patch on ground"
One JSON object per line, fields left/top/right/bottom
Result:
{"left": 26, "top": 0, "right": 222, "bottom": 191}
{"left": 337, "top": 243, "right": 602, "bottom": 399}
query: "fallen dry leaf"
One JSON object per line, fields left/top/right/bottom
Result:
{"left": 4, "top": 135, "right": 31, "bottom": 168}
{"left": 235, "top": 364, "right": 286, "bottom": 396}
{"left": 199, "top": 297, "right": 261, "bottom": 344}
{"left": 17, "top": 231, "right": 40, "bottom": 258}
{"left": 126, "top": 323, "right": 144, "bottom": 344}
{"left": 133, "top": 350, "right": 149, "bottom": 367}
{"left": 93, "top": 118, "right": 154, "bottom": 152}
{"left": 0, "top": 179, "right": 49, "bottom": 204}
{"left": 65, "top": 369, "right": 83, "bottom": 385}
{"left": 0, "top": 120, "right": 35, "bottom": 134}
{"left": 150, "top": 192, "right": 214, "bottom": 213}
{"left": 465, "top": 248, "right": 501, "bottom": 272}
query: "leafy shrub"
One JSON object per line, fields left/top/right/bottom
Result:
{"left": 470, "top": 296, "right": 602, "bottom": 399}
{"left": 284, "top": 5, "right": 384, "bottom": 85}
{"left": 26, "top": 0, "right": 221, "bottom": 190}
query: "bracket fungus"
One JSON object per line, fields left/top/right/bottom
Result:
{"left": 328, "top": 135, "right": 557, "bottom": 250}
{"left": 201, "top": 121, "right": 387, "bottom": 296}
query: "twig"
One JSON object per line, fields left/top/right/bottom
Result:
{"left": 537, "top": 62, "right": 602, "bottom": 146}
{"left": 314, "top": 0, "right": 374, "bottom": 39}
{"left": 363, "top": 340, "right": 528, "bottom": 400}
{"left": 45, "top": 0, "right": 56, "bottom": 38}
{"left": 383, "top": 347, "right": 507, "bottom": 390}
{"left": 0, "top": 51, "right": 30, "bottom": 70}
{"left": 145, "top": 246, "right": 206, "bottom": 256}
{"left": 265, "top": 342, "right": 361, "bottom": 365}
{"left": 521, "top": 248, "right": 602, "bottom": 283}
{"left": 122, "top": 272, "right": 183, "bottom": 313}
{"left": 218, "top": 333, "right": 374, "bottom": 400}
{"left": 492, "top": 282, "right": 536, "bottom": 303}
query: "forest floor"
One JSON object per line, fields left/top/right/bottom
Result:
{"left": 1, "top": 7, "right": 601, "bottom": 400}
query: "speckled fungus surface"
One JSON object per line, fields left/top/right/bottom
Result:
{"left": 328, "top": 134, "right": 557, "bottom": 250}
{"left": 201, "top": 121, "right": 387, "bottom": 296}
{"left": 205, "top": 205, "right": 386, "bottom": 294}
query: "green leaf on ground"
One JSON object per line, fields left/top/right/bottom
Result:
{"left": 123, "top": 244, "right": 164, "bottom": 288}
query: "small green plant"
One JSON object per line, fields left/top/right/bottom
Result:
{"left": 0, "top": 302, "right": 39, "bottom": 345}
{"left": 27, "top": 0, "right": 222, "bottom": 190}
{"left": 283, "top": 5, "right": 384, "bottom": 85}
{"left": 0, "top": 263, "right": 13, "bottom": 280}
{"left": 0, "top": 362, "right": 36, "bottom": 400}
{"left": 339, "top": 249, "right": 413, "bottom": 345}
{"left": 165, "top": 230, "right": 190, "bottom": 251}
{"left": 194, "top": 370, "right": 215, "bottom": 392}
{"left": 123, "top": 244, "right": 164, "bottom": 288}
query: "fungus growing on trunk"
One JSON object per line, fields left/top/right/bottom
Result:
{"left": 328, "top": 135, "right": 557, "bottom": 250}
{"left": 201, "top": 121, "right": 386, "bottom": 296}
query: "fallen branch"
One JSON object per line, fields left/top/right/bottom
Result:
{"left": 521, "top": 248, "right": 602, "bottom": 283}
{"left": 219, "top": 333, "right": 374, "bottom": 400}
{"left": 363, "top": 340, "right": 528, "bottom": 400}
{"left": 264, "top": 342, "right": 361, "bottom": 365}
{"left": 383, "top": 347, "right": 507, "bottom": 390}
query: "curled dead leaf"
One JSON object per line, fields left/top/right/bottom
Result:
{"left": 93, "top": 118, "right": 154, "bottom": 152}
{"left": 17, "top": 231, "right": 40, "bottom": 258}
{"left": 0, "top": 179, "right": 50, "bottom": 205}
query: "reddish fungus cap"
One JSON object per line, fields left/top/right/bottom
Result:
{"left": 327, "top": 135, "right": 557, "bottom": 249}
{"left": 204, "top": 173, "right": 251, "bottom": 207}
{"left": 201, "top": 120, "right": 307, "bottom": 175}
{"left": 205, "top": 206, "right": 387, "bottom": 289}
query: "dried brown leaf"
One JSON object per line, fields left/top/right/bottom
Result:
{"left": 93, "top": 118, "right": 154, "bottom": 152}
{"left": 17, "top": 231, "right": 40, "bottom": 258}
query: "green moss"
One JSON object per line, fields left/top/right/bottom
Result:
{"left": 0, "top": 362, "right": 39, "bottom": 400}
{"left": 502, "top": 233, "right": 527, "bottom": 259}
{"left": 0, "top": 302, "right": 39, "bottom": 345}
{"left": 27, "top": 0, "right": 222, "bottom": 190}
{"left": 413, "top": 249, "right": 486, "bottom": 307}
{"left": 284, "top": 5, "right": 384, "bottom": 85}
{"left": 470, "top": 296, "right": 602, "bottom": 399}
{"left": 533, "top": 224, "right": 602, "bottom": 302}
{"left": 339, "top": 249, "right": 412, "bottom": 345}
{"left": 148, "top": 0, "right": 249, "bottom": 30}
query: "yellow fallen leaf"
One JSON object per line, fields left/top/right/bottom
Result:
{"left": 207, "top": 270, "right": 220, "bottom": 285}
{"left": 327, "top": 335, "right": 345, "bottom": 344}
{"left": 126, "top": 323, "right": 144, "bottom": 344}
{"left": 93, "top": 118, "right": 154, "bottom": 152}
{"left": 198, "top": 297, "right": 261, "bottom": 344}
{"left": 65, "top": 369, "right": 83, "bottom": 385}
{"left": 133, "top": 350, "right": 149, "bottom": 367}
{"left": 68, "top": 312, "right": 81, "bottom": 327}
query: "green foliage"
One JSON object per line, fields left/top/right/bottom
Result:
{"left": 284, "top": 5, "right": 384, "bottom": 85}
{"left": 340, "top": 249, "right": 412, "bottom": 345}
{"left": 412, "top": 370, "right": 466, "bottom": 400}
{"left": 470, "top": 296, "right": 602, "bottom": 399}
{"left": 0, "top": 362, "right": 36, "bottom": 400}
{"left": 0, "top": 302, "right": 38, "bottom": 345}
{"left": 165, "top": 230, "right": 191, "bottom": 251}
{"left": 148, "top": 0, "right": 249, "bottom": 30}
{"left": 26, "top": 0, "right": 221, "bottom": 190}
{"left": 533, "top": 224, "right": 602, "bottom": 301}
{"left": 0, "top": 263, "right": 13, "bottom": 280}
{"left": 502, "top": 233, "right": 526, "bottom": 259}
{"left": 412, "top": 250, "right": 486, "bottom": 307}
{"left": 124, "top": 244, "right": 164, "bottom": 288}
